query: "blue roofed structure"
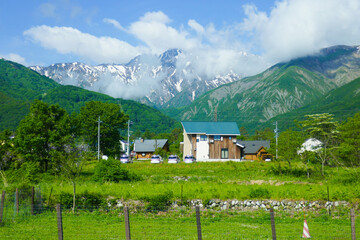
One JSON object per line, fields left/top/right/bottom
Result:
{"left": 181, "top": 121, "right": 240, "bottom": 135}
{"left": 181, "top": 121, "right": 243, "bottom": 161}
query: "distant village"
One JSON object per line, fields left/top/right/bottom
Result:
{"left": 120, "top": 121, "right": 271, "bottom": 163}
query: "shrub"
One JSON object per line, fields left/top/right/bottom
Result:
{"left": 145, "top": 190, "right": 173, "bottom": 212}
{"left": 57, "top": 191, "right": 103, "bottom": 208}
{"left": 58, "top": 192, "right": 73, "bottom": 206}
{"left": 93, "top": 158, "right": 138, "bottom": 183}
{"left": 249, "top": 187, "right": 271, "bottom": 199}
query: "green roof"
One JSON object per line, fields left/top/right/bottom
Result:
{"left": 181, "top": 122, "right": 240, "bottom": 135}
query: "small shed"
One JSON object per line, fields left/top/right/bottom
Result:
{"left": 134, "top": 139, "right": 169, "bottom": 160}
{"left": 237, "top": 140, "right": 271, "bottom": 161}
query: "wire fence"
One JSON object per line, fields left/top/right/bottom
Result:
{"left": 0, "top": 189, "right": 358, "bottom": 239}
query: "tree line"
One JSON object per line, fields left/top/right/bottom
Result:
{"left": 239, "top": 112, "right": 360, "bottom": 177}
{"left": 1, "top": 99, "right": 359, "bottom": 179}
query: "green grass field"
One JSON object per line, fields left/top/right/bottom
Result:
{"left": 23, "top": 160, "right": 359, "bottom": 204}
{"left": 1, "top": 160, "right": 359, "bottom": 239}
{"left": 0, "top": 207, "right": 358, "bottom": 239}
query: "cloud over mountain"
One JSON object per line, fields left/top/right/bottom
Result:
{"left": 24, "top": 0, "right": 360, "bottom": 79}
{"left": 241, "top": 0, "right": 360, "bottom": 63}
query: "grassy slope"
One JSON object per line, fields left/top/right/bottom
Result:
{"left": 264, "top": 77, "right": 360, "bottom": 130}
{"left": 165, "top": 65, "right": 332, "bottom": 132}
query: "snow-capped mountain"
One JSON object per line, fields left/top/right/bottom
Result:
{"left": 30, "top": 49, "right": 243, "bottom": 108}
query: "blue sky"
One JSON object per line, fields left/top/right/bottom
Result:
{"left": 1, "top": 0, "right": 360, "bottom": 76}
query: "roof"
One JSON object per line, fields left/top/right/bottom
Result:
{"left": 134, "top": 139, "right": 168, "bottom": 152}
{"left": 236, "top": 140, "right": 270, "bottom": 154}
{"left": 181, "top": 121, "right": 240, "bottom": 135}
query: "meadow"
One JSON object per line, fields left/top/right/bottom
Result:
{"left": 1, "top": 160, "right": 359, "bottom": 239}
{"left": 33, "top": 160, "right": 360, "bottom": 203}
{"left": 0, "top": 204, "right": 358, "bottom": 239}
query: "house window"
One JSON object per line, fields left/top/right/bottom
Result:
{"left": 142, "top": 153, "right": 146, "bottom": 157}
{"left": 214, "top": 135, "right": 221, "bottom": 141}
{"left": 200, "top": 135, "right": 207, "bottom": 141}
{"left": 221, "top": 148, "right": 229, "bottom": 159}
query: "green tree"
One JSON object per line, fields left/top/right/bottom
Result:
{"left": 300, "top": 113, "right": 339, "bottom": 176}
{"left": 251, "top": 128, "right": 274, "bottom": 141}
{"left": 239, "top": 127, "right": 249, "bottom": 140}
{"left": 142, "top": 129, "right": 155, "bottom": 139}
{"left": 278, "top": 129, "right": 305, "bottom": 169}
{"left": 0, "top": 129, "right": 15, "bottom": 170}
{"left": 337, "top": 112, "right": 360, "bottom": 166}
{"left": 75, "top": 101, "right": 128, "bottom": 156}
{"left": 55, "top": 147, "right": 89, "bottom": 213}
{"left": 15, "top": 100, "right": 72, "bottom": 172}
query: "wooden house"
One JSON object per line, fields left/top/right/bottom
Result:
{"left": 181, "top": 121, "right": 243, "bottom": 161}
{"left": 134, "top": 139, "right": 169, "bottom": 160}
{"left": 236, "top": 140, "right": 271, "bottom": 161}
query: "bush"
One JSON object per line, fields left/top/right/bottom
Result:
{"left": 93, "top": 158, "right": 138, "bottom": 183}
{"left": 145, "top": 190, "right": 173, "bottom": 212}
{"left": 57, "top": 191, "right": 103, "bottom": 208}
{"left": 249, "top": 187, "right": 271, "bottom": 199}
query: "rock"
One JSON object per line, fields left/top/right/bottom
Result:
{"left": 117, "top": 201, "right": 123, "bottom": 208}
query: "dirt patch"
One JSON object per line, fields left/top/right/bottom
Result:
{"left": 236, "top": 180, "right": 315, "bottom": 186}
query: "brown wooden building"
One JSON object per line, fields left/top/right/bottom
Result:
{"left": 181, "top": 122, "right": 243, "bottom": 161}
{"left": 134, "top": 139, "right": 169, "bottom": 160}
{"left": 236, "top": 140, "right": 271, "bottom": 161}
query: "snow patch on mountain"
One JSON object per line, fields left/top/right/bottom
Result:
{"left": 30, "top": 49, "right": 250, "bottom": 108}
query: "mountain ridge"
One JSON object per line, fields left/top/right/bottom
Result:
{"left": 30, "top": 49, "right": 243, "bottom": 109}
{"left": 165, "top": 45, "right": 360, "bottom": 131}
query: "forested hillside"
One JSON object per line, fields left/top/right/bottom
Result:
{"left": 0, "top": 59, "right": 179, "bottom": 133}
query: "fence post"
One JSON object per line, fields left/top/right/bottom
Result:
{"left": 124, "top": 206, "right": 131, "bottom": 240}
{"left": 196, "top": 206, "right": 202, "bottom": 240}
{"left": 31, "top": 187, "right": 35, "bottom": 215}
{"left": 0, "top": 191, "right": 5, "bottom": 225}
{"left": 351, "top": 208, "right": 356, "bottom": 240}
{"left": 270, "top": 208, "right": 276, "bottom": 240}
{"left": 56, "top": 204, "right": 63, "bottom": 240}
{"left": 16, "top": 188, "right": 19, "bottom": 214}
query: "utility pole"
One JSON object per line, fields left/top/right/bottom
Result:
{"left": 97, "top": 116, "right": 102, "bottom": 160}
{"left": 274, "top": 121, "right": 279, "bottom": 160}
{"left": 127, "top": 120, "right": 132, "bottom": 157}
{"left": 214, "top": 106, "right": 218, "bottom": 122}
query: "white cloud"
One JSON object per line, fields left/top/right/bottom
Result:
{"left": 103, "top": 18, "right": 126, "bottom": 31}
{"left": 23, "top": 25, "right": 142, "bottom": 64}
{"left": 128, "top": 11, "right": 199, "bottom": 53}
{"left": 88, "top": 55, "right": 164, "bottom": 99}
{"left": 241, "top": 0, "right": 360, "bottom": 63}
{"left": 0, "top": 53, "right": 28, "bottom": 66}
{"left": 139, "top": 11, "right": 171, "bottom": 24}
{"left": 188, "top": 19, "right": 205, "bottom": 35}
